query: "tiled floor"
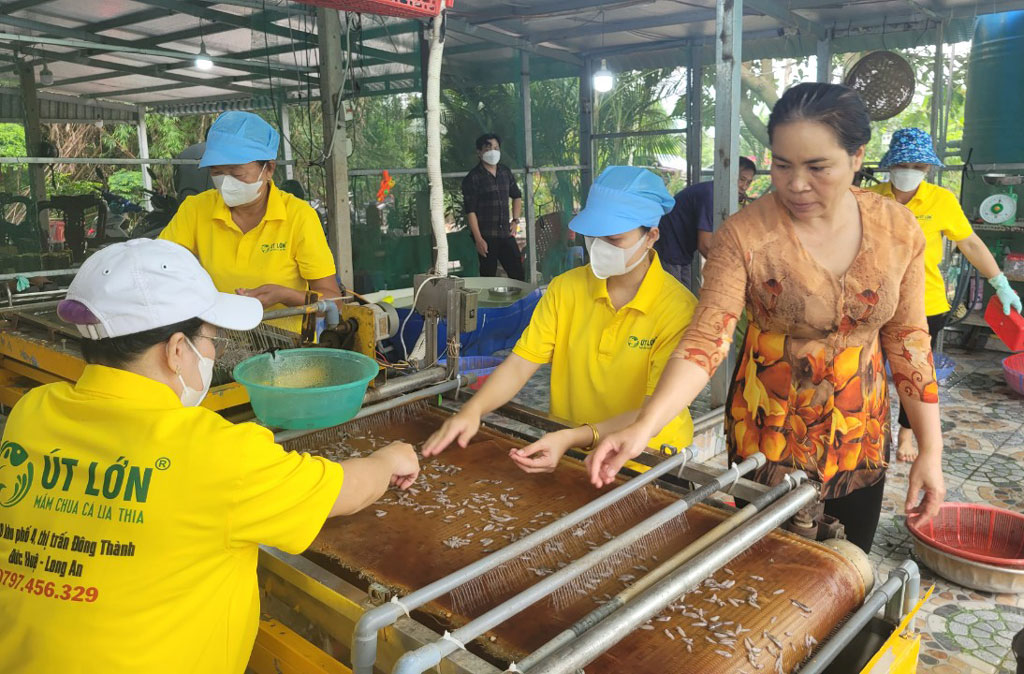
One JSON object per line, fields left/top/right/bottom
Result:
{"left": 510, "top": 346, "right": 1024, "bottom": 673}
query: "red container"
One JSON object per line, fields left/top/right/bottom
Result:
{"left": 908, "top": 502, "right": 1024, "bottom": 568}
{"left": 985, "top": 295, "right": 1024, "bottom": 351}
{"left": 293, "top": 0, "right": 452, "bottom": 19}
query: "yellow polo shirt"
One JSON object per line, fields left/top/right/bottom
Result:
{"left": 513, "top": 251, "right": 697, "bottom": 451}
{"left": 0, "top": 365, "right": 344, "bottom": 674}
{"left": 869, "top": 181, "right": 974, "bottom": 315}
{"left": 160, "top": 182, "right": 337, "bottom": 331}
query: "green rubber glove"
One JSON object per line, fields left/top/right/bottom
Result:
{"left": 15, "top": 276, "right": 28, "bottom": 292}
{"left": 989, "top": 273, "right": 1023, "bottom": 316}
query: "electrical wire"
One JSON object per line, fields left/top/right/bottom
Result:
{"left": 399, "top": 273, "right": 442, "bottom": 361}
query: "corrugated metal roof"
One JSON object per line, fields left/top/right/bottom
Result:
{"left": 0, "top": 0, "right": 1019, "bottom": 117}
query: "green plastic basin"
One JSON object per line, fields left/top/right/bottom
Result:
{"left": 233, "top": 348, "right": 379, "bottom": 430}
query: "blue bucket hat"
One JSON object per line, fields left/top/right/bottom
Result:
{"left": 879, "top": 128, "right": 944, "bottom": 168}
{"left": 199, "top": 111, "right": 280, "bottom": 168}
{"left": 569, "top": 166, "right": 675, "bottom": 236}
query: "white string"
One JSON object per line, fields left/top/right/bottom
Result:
{"left": 441, "top": 631, "right": 466, "bottom": 651}
{"left": 722, "top": 462, "right": 741, "bottom": 493}
{"left": 390, "top": 595, "right": 411, "bottom": 618}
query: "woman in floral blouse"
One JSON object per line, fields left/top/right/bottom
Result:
{"left": 587, "top": 83, "right": 945, "bottom": 553}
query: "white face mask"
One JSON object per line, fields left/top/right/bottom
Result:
{"left": 584, "top": 235, "right": 650, "bottom": 280}
{"left": 212, "top": 166, "right": 267, "bottom": 207}
{"left": 481, "top": 149, "right": 501, "bottom": 166}
{"left": 178, "top": 337, "right": 214, "bottom": 407}
{"left": 889, "top": 168, "right": 927, "bottom": 193}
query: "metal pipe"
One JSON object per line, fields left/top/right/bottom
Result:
{"left": 272, "top": 378, "right": 466, "bottom": 444}
{"left": 261, "top": 300, "right": 330, "bottom": 321}
{"left": 350, "top": 448, "right": 697, "bottom": 674}
{"left": 0, "top": 267, "right": 79, "bottom": 281}
{"left": 797, "top": 560, "right": 919, "bottom": 674}
{"left": 363, "top": 367, "right": 447, "bottom": 404}
{"left": 526, "top": 482, "right": 818, "bottom": 674}
{"left": 512, "top": 470, "right": 806, "bottom": 671}
{"left": 391, "top": 454, "right": 767, "bottom": 674}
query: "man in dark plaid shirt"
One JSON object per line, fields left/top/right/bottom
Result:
{"left": 461, "top": 133, "right": 525, "bottom": 280}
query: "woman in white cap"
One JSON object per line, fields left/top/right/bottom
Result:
{"left": 160, "top": 111, "right": 341, "bottom": 331}
{"left": 423, "top": 166, "right": 698, "bottom": 473}
{"left": 0, "top": 239, "right": 418, "bottom": 674}
{"left": 869, "top": 127, "right": 1021, "bottom": 461}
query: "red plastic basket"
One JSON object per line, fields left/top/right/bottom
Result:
{"left": 985, "top": 295, "right": 1024, "bottom": 351}
{"left": 294, "top": 0, "right": 453, "bottom": 19}
{"left": 1004, "top": 352, "right": 1024, "bottom": 396}
{"left": 907, "top": 503, "right": 1024, "bottom": 568}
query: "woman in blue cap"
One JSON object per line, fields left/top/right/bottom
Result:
{"left": 869, "top": 128, "right": 1021, "bottom": 461}
{"left": 422, "top": 166, "right": 699, "bottom": 472}
{"left": 160, "top": 111, "right": 340, "bottom": 332}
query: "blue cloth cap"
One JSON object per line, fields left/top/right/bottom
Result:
{"left": 569, "top": 166, "right": 676, "bottom": 236}
{"left": 879, "top": 128, "right": 944, "bottom": 168}
{"left": 199, "top": 111, "right": 280, "bottom": 168}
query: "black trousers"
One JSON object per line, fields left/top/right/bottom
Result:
{"left": 897, "top": 312, "right": 948, "bottom": 429}
{"left": 822, "top": 476, "right": 886, "bottom": 554}
{"left": 479, "top": 235, "right": 525, "bottom": 281}
{"left": 737, "top": 475, "right": 886, "bottom": 555}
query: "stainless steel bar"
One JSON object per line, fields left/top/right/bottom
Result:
{"left": 391, "top": 454, "right": 767, "bottom": 674}
{"left": 513, "top": 470, "right": 807, "bottom": 672}
{"left": 362, "top": 367, "right": 447, "bottom": 404}
{"left": 526, "top": 482, "right": 818, "bottom": 674}
{"left": 797, "top": 561, "right": 919, "bottom": 674}
{"left": 351, "top": 448, "right": 697, "bottom": 674}
{"left": 0, "top": 267, "right": 79, "bottom": 281}
{"left": 272, "top": 378, "right": 465, "bottom": 444}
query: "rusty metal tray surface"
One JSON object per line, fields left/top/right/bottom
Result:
{"left": 290, "top": 404, "right": 866, "bottom": 674}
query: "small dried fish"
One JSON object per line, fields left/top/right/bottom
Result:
{"left": 772, "top": 588, "right": 786, "bottom": 595}
{"left": 749, "top": 574, "right": 765, "bottom": 582}
{"left": 664, "top": 628, "right": 675, "bottom": 641}
{"left": 375, "top": 510, "right": 388, "bottom": 518}
{"left": 791, "top": 598, "right": 813, "bottom": 613}
{"left": 714, "top": 649, "right": 733, "bottom": 658}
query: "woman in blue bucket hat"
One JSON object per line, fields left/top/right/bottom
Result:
{"left": 160, "top": 111, "right": 340, "bottom": 332}
{"left": 423, "top": 166, "right": 699, "bottom": 472}
{"left": 870, "top": 127, "right": 1021, "bottom": 461}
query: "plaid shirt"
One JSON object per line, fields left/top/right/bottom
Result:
{"left": 461, "top": 162, "right": 522, "bottom": 238}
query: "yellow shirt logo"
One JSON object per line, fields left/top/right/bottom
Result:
{"left": 260, "top": 242, "right": 287, "bottom": 253}
{"left": 0, "top": 441, "right": 33, "bottom": 508}
{"left": 627, "top": 335, "right": 657, "bottom": 350}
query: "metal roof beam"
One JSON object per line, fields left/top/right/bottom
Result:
{"left": 445, "top": 17, "right": 582, "bottom": 66}
{"left": 903, "top": 0, "right": 943, "bottom": 21}
{"left": 459, "top": 0, "right": 610, "bottom": 25}
{"left": 745, "top": 0, "right": 826, "bottom": 40}
{"left": 130, "top": 0, "right": 318, "bottom": 44}
{"left": 0, "top": 0, "right": 57, "bottom": 13}
{"left": 528, "top": 10, "right": 715, "bottom": 45}
{"left": 3, "top": 44, "right": 260, "bottom": 96}
{"left": 0, "top": 30, "right": 312, "bottom": 83}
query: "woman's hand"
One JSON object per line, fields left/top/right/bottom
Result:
{"left": 422, "top": 409, "right": 481, "bottom": 457}
{"left": 585, "top": 422, "right": 655, "bottom": 488}
{"left": 376, "top": 442, "right": 420, "bottom": 490}
{"left": 905, "top": 449, "right": 945, "bottom": 524}
{"left": 508, "top": 430, "right": 575, "bottom": 473}
{"left": 236, "top": 284, "right": 304, "bottom": 308}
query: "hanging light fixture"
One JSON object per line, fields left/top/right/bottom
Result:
{"left": 38, "top": 64, "right": 53, "bottom": 86}
{"left": 195, "top": 41, "right": 213, "bottom": 70}
{"left": 593, "top": 59, "right": 614, "bottom": 93}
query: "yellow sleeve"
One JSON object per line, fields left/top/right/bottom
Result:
{"left": 225, "top": 423, "right": 344, "bottom": 553}
{"left": 648, "top": 288, "right": 697, "bottom": 395}
{"left": 937, "top": 188, "right": 974, "bottom": 242}
{"left": 292, "top": 202, "right": 337, "bottom": 281}
{"left": 512, "top": 277, "right": 562, "bottom": 364}
{"left": 158, "top": 195, "right": 198, "bottom": 253}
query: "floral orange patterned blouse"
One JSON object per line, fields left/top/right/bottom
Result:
{"left": 673, "top": 188, "right": 938, "bottom": 499}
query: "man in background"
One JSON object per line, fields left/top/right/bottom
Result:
{"left": 655, "top": 156, "right": 757, "bottom": 289}
{"left": 461, "top": 133, "right": 525, "bottom": 280}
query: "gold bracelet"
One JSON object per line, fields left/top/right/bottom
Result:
{"left": 584, "top": 423, "right": 600, "bottom": 450}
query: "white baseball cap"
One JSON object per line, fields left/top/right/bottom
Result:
{"left": 57, "top": 239, "right": 264, "bottom": 339}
